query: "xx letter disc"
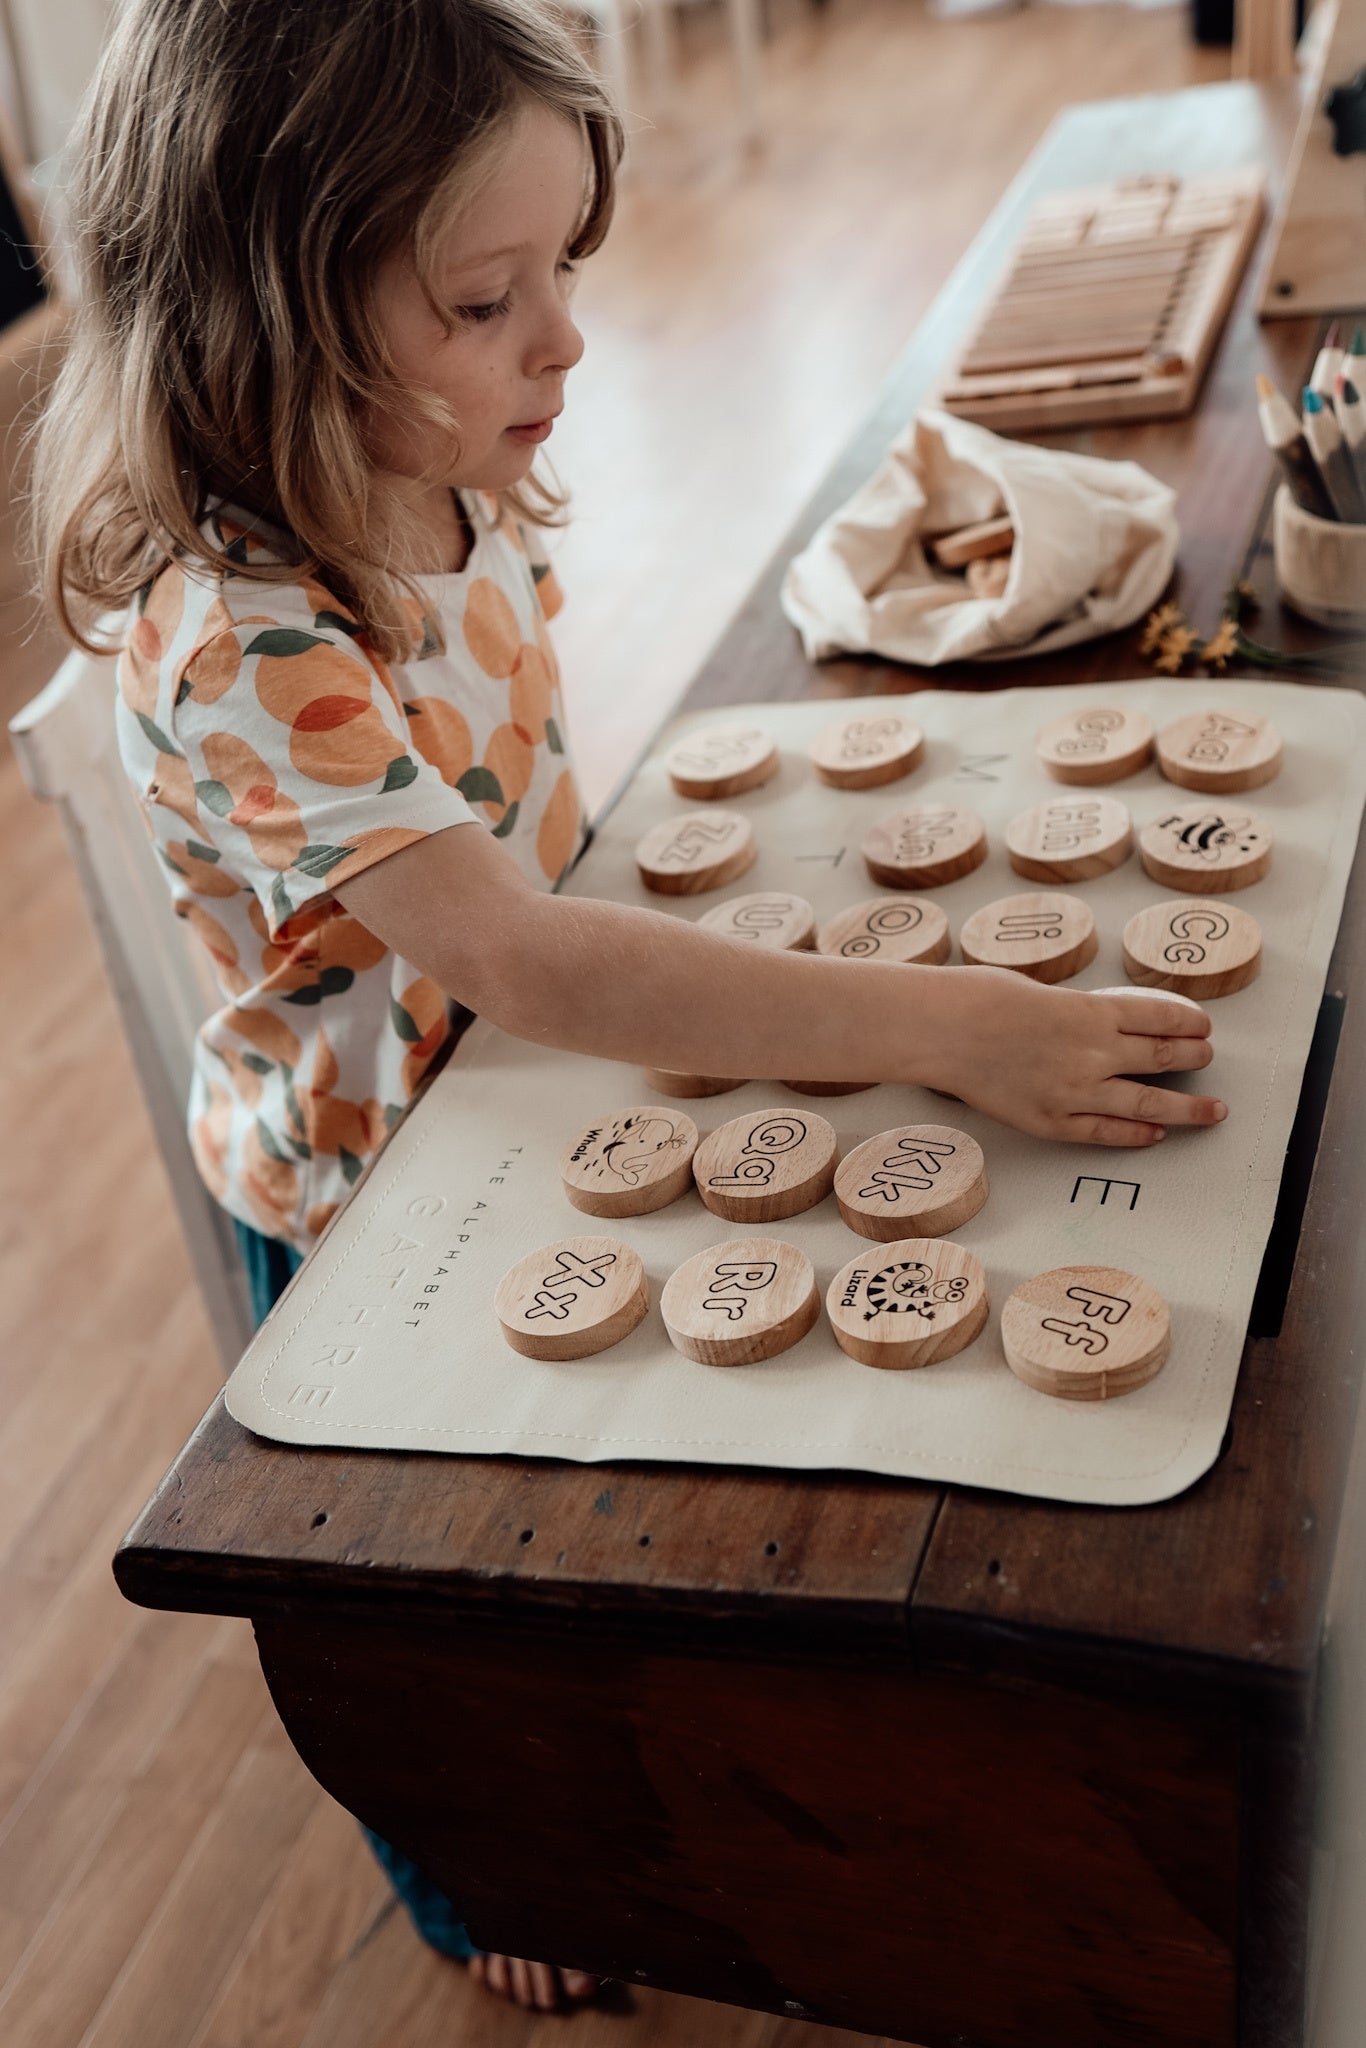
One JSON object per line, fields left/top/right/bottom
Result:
{"left": 636, "top": 810, "right": 757, "bottom": 895}
{"left": 1006, "top": 795, "right": 1133, "bottom": 884}
{"left": 496, "top": 1237, "right": 648, "bottom": 1361}
{"left": 1156, "top": 709, "right": 1283, "bottom": 793}
{"left": 827, "top": 1237, "right": 988, "bottom": 1369}
{"left": 559, "top": 1106, "right": 699, "bottom": 1218}
{"left": 661, "top": 1238, "right": 819, "bottom": 1365}
{"left": 1035, "top": 705, "right": 1154, "bottom": 785}
{"left": 1122, "top": 898, "right": 1262, "bottom": 999}
{"left": 959, "top": 892, "right": 1098, "bottom": 983}
{"left": 817, "top": 895, "right": 950, "bottom": 965}
{"left": 862, "top": 806, "right": 988, "bottom": 889}
{"left": 834, "top": 1124, "right": 988, "bottom": 1240}
{"left": 810, "top": 712, "right": 925, "bottom": 790}
{"left": 1001, "top": 1264, "right": 1170, "bottom": 1400}
{"left": 693, "top": 1106, "right": 838, "bottom": 1223}
{"left": 1138, "top": 804, "right": 1272, "bottom": 893}
{"left": 666, "top": 724, "right": 779, "bottom": 800}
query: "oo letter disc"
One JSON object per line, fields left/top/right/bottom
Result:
{"left": 496, "top": 1237, "right": 648, "bottom": 1361}
{"left": 693, "top": 1106, "right": 838, "bottom": 1223}
{"left": 817, "top": 896, "right": 950, "bottom": 965}
{"left": 1122, "top": 898, "right": 1262, "bottom": 999}
{"left": 661, "top": 1238, "right": 819, "bottom": 1366}
{"left": 834, "top": 1124, "right": 988, "bottom": 1240}
{"left": 559, "top": 1107, "right": 699, "bottom": 1218}
{"left": 1002, "top": 1264, "right": 1170, "bottom": 1400}
{"left": 827, "top": 1237, "right": 988, "bottom": 1369}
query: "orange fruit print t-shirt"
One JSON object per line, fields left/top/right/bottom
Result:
{"left": 116, "top": 494, "right": 583, "bottom": 1251}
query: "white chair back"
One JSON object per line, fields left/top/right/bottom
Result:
{"left": 9, "top": 640, "right": 256, "bottom": 1372}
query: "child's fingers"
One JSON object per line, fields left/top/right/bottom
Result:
{"left": 1107, "top": 992, "right": 1212, "bottom": 1038}
{"left": 1093, "top": 1080, "right": 1227, "bottom": 1127}
{"left": 1064, "top": 1113, "right": 1169, "bottom": 1147}
{"left": 1119, "top": 1034, "right": 1214, "bottom": 1076}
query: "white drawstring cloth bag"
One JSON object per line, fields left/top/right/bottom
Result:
{"left": 780, "top": 408, "right": 1179, "bottom": 666}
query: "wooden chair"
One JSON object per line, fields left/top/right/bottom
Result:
{"left": 8, "top": 641, "right": 257, "bottom": 1372}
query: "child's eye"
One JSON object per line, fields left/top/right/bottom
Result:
{"left": 457, "top": 293, "right": 512, "bottom": 325}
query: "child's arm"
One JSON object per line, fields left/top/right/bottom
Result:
{"left": 335, "top": 822, "right": 1224, "bottom": 1147}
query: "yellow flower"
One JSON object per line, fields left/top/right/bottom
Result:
{"left": 1153, "top": 626, "right": 1199, "bottom": 675}
{"left": 1200, "top": 617, "right": 1240, "bottom": 672}
{"left": 1139, "top": 601, "right": 1186, "bottom": 657}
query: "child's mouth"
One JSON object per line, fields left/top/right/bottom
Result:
{"left": 506, "top": 417, "right": 555, "bottom": 443}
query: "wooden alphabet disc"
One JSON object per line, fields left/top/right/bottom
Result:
{"left": 827, "top": 1238, "right": 989, "bottom": 1370}
{"left": 640, "top": 1068, "right": 744, "bottom": 1100}
{"left": 1122, "top": 898, "right": 1262, "bottom": 999}
{"left": 1035, "top": 705, "right": 1155, "bottom": 785}
{"left": 817, "top": 896, "right": 951, "bottom": 965}
{"left": 929, "top": 515, "right": 1014, "bottom": 568}
{"left": 1001, "top": 1264, "right": 1170, "bottom": 1400}
{"left": 862, "top": 806, "right": 988, "bottom": 889}
{"left": 834, "top": 1124, "right": 988, "bottom": 1240}
{"left": 496, "top": 1236, "right": 649, "bottom": 1361}
{"left": 636, "top": 810, "right": 757, "bottom": 896}
{"left": 810, "top": 713, "right": 925, "bottom": 791}
{"left": 661, "top": 1238, "right": 819, "bottom": 1366}
{"left": 1006, "top": 795, "right": 1133, "bottom": 884}
{"left": 1156, "top": 709, "right": 1283, "bottom": 793}
{"left": 959, "top": 892, "right": 1098, "bottom": 983}
{"left": 559, "top": 1106, "right": 699, "bottom": 1218}
{"left": 699, "top": 890, "right": 816, "bottom": 951}
{"left": 1138, "top": 804, "right": 1272, "bottom": 893}
{"left": 665, "top": 724, "right": 779, "bottom": 801}
{"left": 693, "top": 1106, "right": 838, "bottom": 1223}
{"left": 966, "top": 552, "right": 1011, "bottom": 601}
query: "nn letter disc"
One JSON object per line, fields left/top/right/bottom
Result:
{"left": 827, "top": 1238, "right": 988, "bottom": 1370}
{"left": 559, "top": 1106, "right": 699, "bottom": 1218}
{"left": 636, "top": 810, "right": 757, "bottom": 896}
{"left": 699, "top": 890, "right": 816, "bottom": 951}
{"left": 1138, "top": 805, "right": 1272, "bottom": 893}
{"left": 1156, "top": 709, "right": 1283, "bottom": 793}
{"left": 809, "top": 712, "right": 925, "bottom": 790}
{"left": 1035, "top": 705, "right": 1154, "bottom": 785}
{"left": 1006, "top": 796, "right": 1133, "bottom": 884}
{"left": 693, "top": 1106, "right": 838, "bottom": 1223}
{"left": 496, "top": 1236, "right": 648, "bottom": 1362}
{"left": 817, "top": 896, "right": 951, "bottom": 965}
{"left": 862, "top": 806, "right": 988, "bottom": 889}
{"left": 666, "top": 724, "right": 779, "bottom": 800}
{"left": 959, "top": 892, "right": 1098, "bottom": 983}
{"left": 661, "top": 1238, "right": 819, "bottom": 1366}
{"left": 1122, "top": 898, "right": 1262, "bottom": 999}
{"left": 834, "top": 1124, "right": 988, "bottom": 1240}
{"left": 1001, "top": 1264, "right": 1170, "bottom": 1400}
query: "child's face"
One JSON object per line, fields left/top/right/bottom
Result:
{"left": 370, "top": 100, "right": 587, "bottom": 496}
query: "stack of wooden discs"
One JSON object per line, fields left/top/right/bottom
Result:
{"left": 1001, "top": 1265, "right": 1170, "bottom": 1400}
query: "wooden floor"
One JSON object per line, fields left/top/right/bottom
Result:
{"left": 0, "top": 5, "right": 1225, "bottom": 2044}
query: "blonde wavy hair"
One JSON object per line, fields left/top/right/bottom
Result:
{"left": 32, "top": 0, "right": 623, "bottom": 661}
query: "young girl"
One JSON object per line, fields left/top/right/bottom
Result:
{"left": 34, "top": 0, "right": 1224, "bottom": 2013}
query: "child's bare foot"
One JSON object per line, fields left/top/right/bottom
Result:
{"left": 467, "top": 1951, "right": 599, "bottom": 2011}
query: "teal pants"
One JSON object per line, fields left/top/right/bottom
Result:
{"left": 233, "top": 1219, "right": 476, "bottom": 1963}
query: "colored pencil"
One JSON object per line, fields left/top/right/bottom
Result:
{"left": 1309, "top": 321, "right": 1344, "bottom": 402}
{"left": 1303, "top": 387, "right": 1366, "bottom": 523}
{"left": 1255, "top": 374, "right": 1336, "bottom": 519}
{"left": 1335, "top": 374, "right": 1366, "bottom": 508}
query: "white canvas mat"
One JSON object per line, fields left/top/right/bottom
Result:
{"left": 226, "top": 679, "right": 1366, "bottom": 1506}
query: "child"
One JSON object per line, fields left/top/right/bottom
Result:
{"left": 33, "top": 0, "right": 1224, "bottom": 2012}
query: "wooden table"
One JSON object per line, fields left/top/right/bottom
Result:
{"left": 116, "top": 83, "right": 1366, "bottom": 2048}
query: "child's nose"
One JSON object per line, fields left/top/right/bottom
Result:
{"left": 530, "top": 302, "right": 584, "bottom": 378}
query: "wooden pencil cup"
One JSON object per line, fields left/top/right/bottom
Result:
{"left": 1273, "top": 483, "right": 1366, "bottom": 630}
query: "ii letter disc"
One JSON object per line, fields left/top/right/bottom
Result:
{"left": 959, "top": 892, "right": 1098, "bottom": 983}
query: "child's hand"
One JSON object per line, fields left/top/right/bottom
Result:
{"left": 918, "top": 970, "right": 1224, "bottom": 1147}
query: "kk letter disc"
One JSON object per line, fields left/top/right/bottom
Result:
{"left": 834, "top": 1124, "right": 988, "bottom": 1241}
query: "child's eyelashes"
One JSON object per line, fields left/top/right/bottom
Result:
{"left": 454, "top": 261, "right": 579, "bottom": 327}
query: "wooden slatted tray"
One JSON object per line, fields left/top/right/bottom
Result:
{"left": 940, "top": 169, "right": 1265, "bottom": 432}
